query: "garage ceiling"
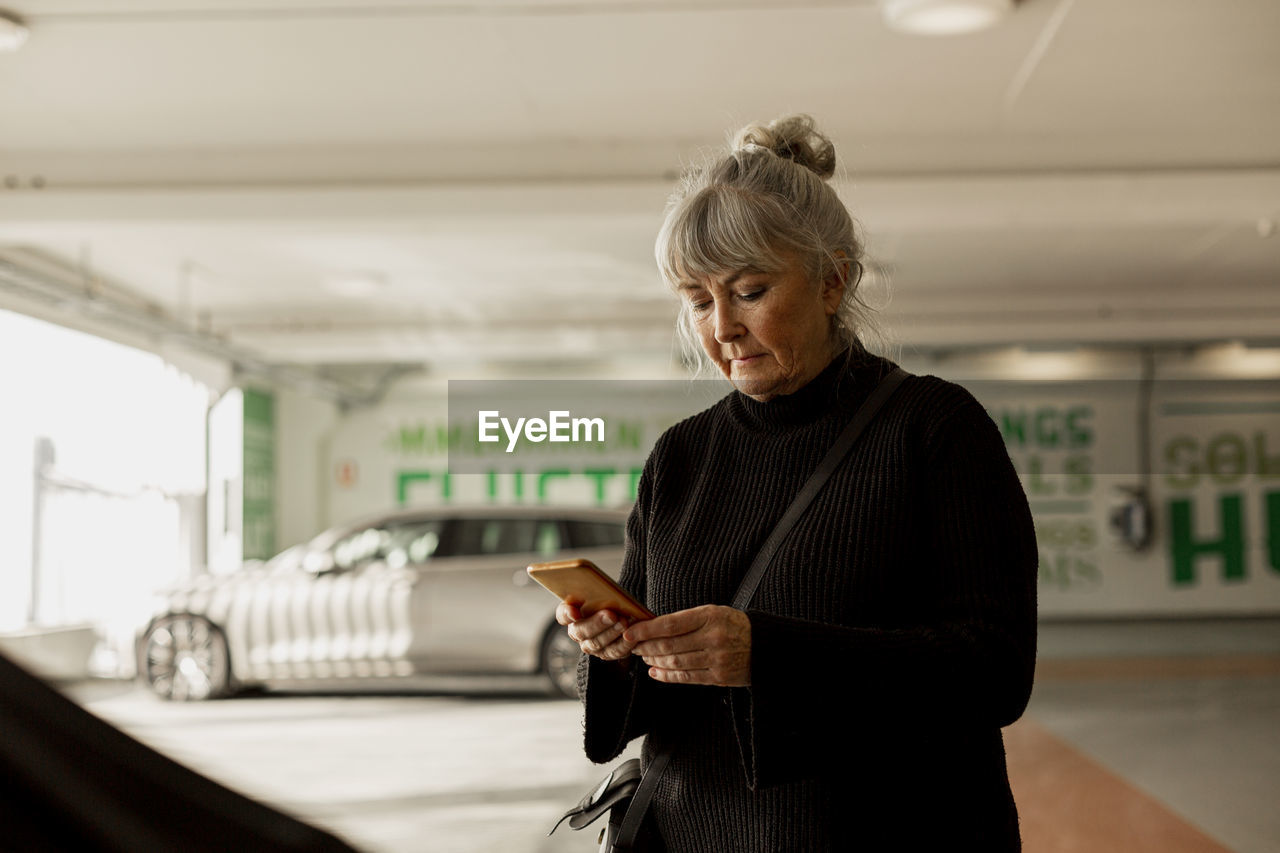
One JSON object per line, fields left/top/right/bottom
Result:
{"left": 1, "top": 0, "right": 1278, "bottom": 382}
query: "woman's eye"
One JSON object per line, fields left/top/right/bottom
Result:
{"left": 738, "top": 289, "right": 764, "bottom": 302}
{"left": 689, "top": 300, "right": 712, "bottom": 312}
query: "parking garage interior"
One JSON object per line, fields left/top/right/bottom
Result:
{"left": 1, "top": 1, "right": 1278, "bottom": 851}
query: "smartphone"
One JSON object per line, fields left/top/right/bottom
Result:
{"left": 526, "top": 558, "right": 654, "bottom": 623}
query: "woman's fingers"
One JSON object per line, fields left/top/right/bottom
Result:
{"left": 579, "top": 618, "right": 627, "bottom": 654}
{"left": 645, "top": 655, "right": 745, "bottom": 685}
{"left": 555, "top": 601, "right": 581, "bottom": 627}
{"left": 626, "top": 605, "right": 752, "bottom": 687}
{"left": 595, "top": 634, "right": 635, "bottom": 661}
{"left": 560, "top": 605, "right": 750, "bottom": 680}
{"left": 646, "top": 666, "right": 707, "bottom": 684}
{"left": 623, "top": 608, "right": 706, "bottom": 645}
{"left": 639, "top": 650, "right": 711, "bottom": 670}
{"left": 563, "top": 609, "right": 638, "bottom": 659}
{"left": 566, "top": 609, "right": 615, "bottom": 643}
{"left": 631, "top": 635, "right": 699, "bottom": 657}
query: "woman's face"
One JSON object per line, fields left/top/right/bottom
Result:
{"left": 678, "top": 253, "right": 845, "bottom": 402}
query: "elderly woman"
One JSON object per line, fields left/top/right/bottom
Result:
{"left": 557, "top": 115, "right": 1037, "bottom": 851}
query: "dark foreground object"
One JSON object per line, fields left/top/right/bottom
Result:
{"left": 0, "top": 652, "right": 358, "bottom": 852}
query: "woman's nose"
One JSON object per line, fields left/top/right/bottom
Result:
{"left": 713, "top": 299, "right": 743, "bottom": 343}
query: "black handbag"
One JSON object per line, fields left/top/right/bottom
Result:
{"left": 550, "top": 368, "right": 910, "bottom": 852}
{"left": 547, "top": 757, "right": 645, "bottom": 850}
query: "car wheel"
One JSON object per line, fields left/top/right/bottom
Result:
{"left": 541, "top": 623, "right": 583, "bottom": 699}
{"left": 142, "top": 615, "right": 231, "bottom": 701}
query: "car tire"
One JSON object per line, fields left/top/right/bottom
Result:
{"left": 541, "top": 623, "right": 583, "bottom": 700}
{"left": 142, "top": 615, "right": 231, "bottom": 701}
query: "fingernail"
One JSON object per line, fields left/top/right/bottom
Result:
{"left": 601, "top": 612, "right": 614, "bottom": 626}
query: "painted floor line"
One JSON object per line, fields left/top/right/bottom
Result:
{"left": 1005, "top": 717, "right": 1232, "bottom": 852}
{"left": 1036, "top": 655, "right": 1280, "bottom": 681}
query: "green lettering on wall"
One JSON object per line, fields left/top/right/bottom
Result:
{"left": 447, "top": 424, "right": 469, "bottom": 454}
{"left": 1168, "top": 495, "right": 1245, "bottom": 585}
{"left": 1207, "top": 433, "right": 1248, "bottom": 485}
{"left": 615, "top": 420, "right": 644, "bottom": 450}
{"left": 1268, "top": 491, "right": 1280, "bottom": 575}
{"left": 536, "top": 469, "right": 571, "bottom": 502}
{"left": 390, "top": 423, "right": 457, "bottom": 455}
{"left": 582, "top": 468, "right": 617, "bottom": 506}
{"left": 1075, "top": 558, "right": 1102, "bottom": 586}
{"left": 1034, "top": 408, "right": 1060, "bottom": 448}
{"left": 1000, "top": 411, "right": 1027, "bottom": 447}
{"left": 397, "top": 426, "right": 429, "bottom": 454}
{"left": 1065, "top": 406, "right": 1094, "bottom": 448}
{"left": 1027, "top": 455, "right": 1055, "bottom": 495}
{"left": 1163, "top": 436, "right": 1200, "bottom": 489}
{"left": 396, "top": 470, "right": 451, "bottom": 506}
{"left": 242, "top": 387, "right": 276, "bottom": 560}
{"left": 1258, "top": 433, "right": 1280, "bottom": 481}
{"left": 628, "top": 467, "right": 644, "bottom": 501}
{"left": 1064, "top": 454, "right": 1093, "bottom": 494}
{"left": 1037, "top": 552, "right": 1102, "bottom": 591}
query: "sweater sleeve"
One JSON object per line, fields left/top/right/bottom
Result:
{"left": 578, "top": 452, "right": 662, "bottom": 764}
{"left": 730, "top": 398, "right": 1039, "bottom": 789}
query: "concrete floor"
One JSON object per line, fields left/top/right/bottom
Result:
{"left": 1026, "top": 676, "right": 1279, "bottom": 853}
{"left": 66, "top": 621, "right": 1280, "bottom": 853}
{"left": 73, "top": 678, "right": 624, "bottom": 853}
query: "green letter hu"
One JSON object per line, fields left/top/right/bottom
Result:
{"left": 1268, "top": 492, "right": 1280, "bottom": 575}
{"left": 1169, "top": 495, "right": 1246, "bottom": 586}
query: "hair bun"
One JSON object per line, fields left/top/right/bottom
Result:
{"left": 732, "top": 114, "right": 836, "bottom": 180}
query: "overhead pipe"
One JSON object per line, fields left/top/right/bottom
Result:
{"left": 0, "top": 251, "right": 417, "bottom": 410}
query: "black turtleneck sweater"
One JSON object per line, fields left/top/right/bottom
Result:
{"left": 578, "top": 351, "right": 1038, "bottom": 852}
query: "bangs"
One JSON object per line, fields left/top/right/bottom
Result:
{"left": 656, "top": 186, "right": 802, "bottom": 288}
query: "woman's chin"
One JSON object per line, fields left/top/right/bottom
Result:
{"left": 729, "top": 376, "right": 783, "bottom": 402}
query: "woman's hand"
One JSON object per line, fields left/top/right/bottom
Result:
{"left": 625, "top": 605, "right": 752, "bottom": 687}
{"left": 556, "top": 601, "right": 637, "bottom": 662}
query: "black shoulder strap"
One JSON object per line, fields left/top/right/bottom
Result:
{"left": 731, "top": 366, "right": 909, "bottom": 610}
{"left": 612, "top": 748, "right": 671, "bottom": 849}
{"left": 611, "top": 366, "right": 910, "bottom": 851}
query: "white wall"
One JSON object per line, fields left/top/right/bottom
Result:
{"left": 274, "top": 386, "right": 340, "bottom": 551}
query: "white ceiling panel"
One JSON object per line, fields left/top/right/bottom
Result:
{"left": 0, "top": 0, "right": 1277, "bottom": 381}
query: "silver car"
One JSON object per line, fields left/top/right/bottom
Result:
{"left": 138, "top": 507, "right": 627, "bottom": 700}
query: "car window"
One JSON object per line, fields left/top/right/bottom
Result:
{"left": 329, "top": 519, "right": 443, "bottom": 570}
{"left": 446, "top": 518, "right": 561, "bottom": 558}
{"left": 534, "top": 522, "right": 561, "bottom": 557}
{"left": 564, "top": 520, "right": 625, "bottom": 549}
{"left": 265, "top": 544, "right": 304, "bottom": 572}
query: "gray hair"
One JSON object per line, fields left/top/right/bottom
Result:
{"left": 655, "top": 114, "right": 887, "bottom": 372}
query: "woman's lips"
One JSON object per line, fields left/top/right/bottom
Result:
{"left": 731, "top": 354, "right": 764, "bottom": 365}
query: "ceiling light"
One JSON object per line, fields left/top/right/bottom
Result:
{"left": 324, "top": 271, "right": 389, "bottom": 298}
{"left": 881, "top": 0, "right": 1015, "bottom": 36}
{"left": 0, "top": 11, "right": 29, "bottom": 52}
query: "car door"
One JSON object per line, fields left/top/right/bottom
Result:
{"left": 234, "top": 518, "right": 437, "bottom": 682}
{"left": 227, "top": 546, "right": 343, "bottom": 683}
{"left": 412, "top": 516, "right": 565, "bottom": 672}
{"left": 561, "top": 518, "right": 627, "bottom": 580}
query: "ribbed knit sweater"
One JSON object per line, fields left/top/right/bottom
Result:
{"left": 578, "top": 350, "right": 1039, "bottom": 852}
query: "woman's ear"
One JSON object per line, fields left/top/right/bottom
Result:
{"left": 820, "top": 255, "right": 848, "bottom": 316}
